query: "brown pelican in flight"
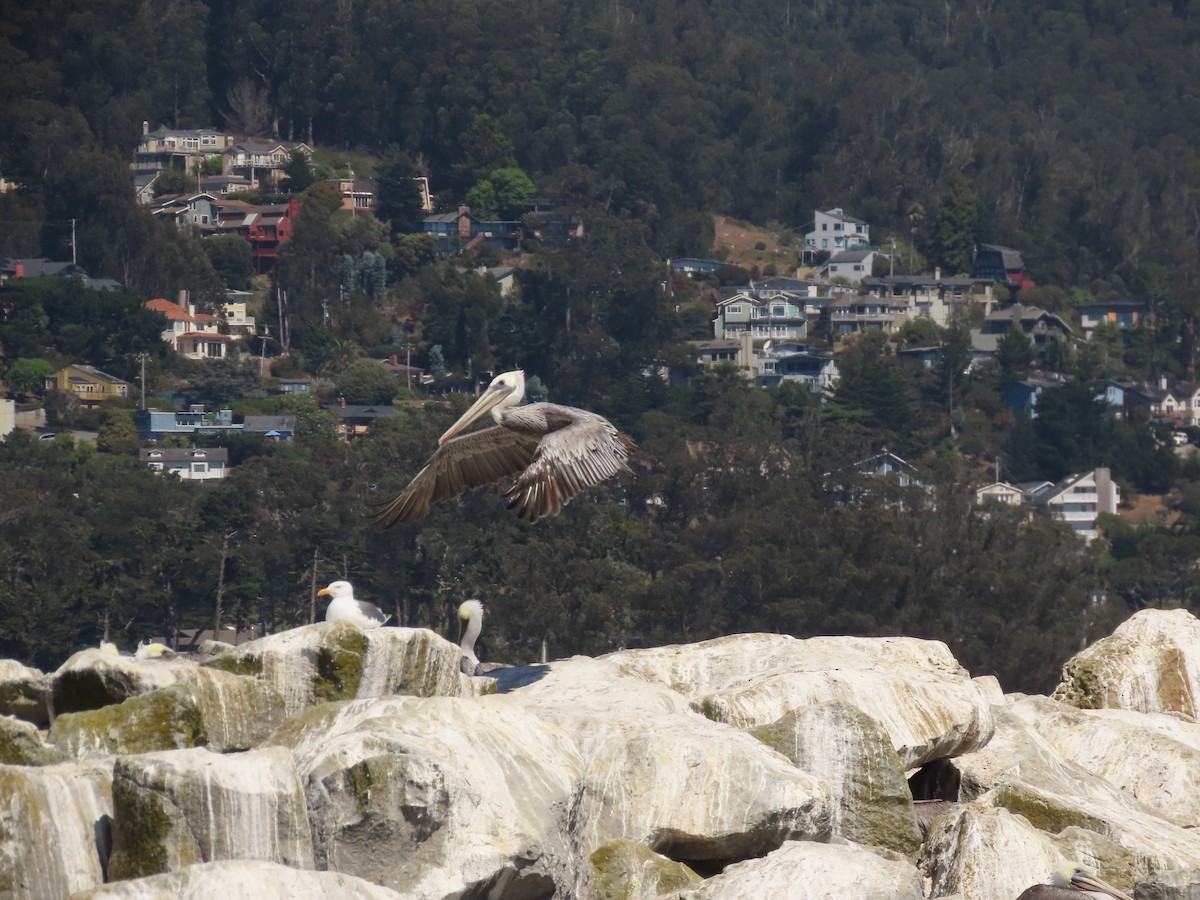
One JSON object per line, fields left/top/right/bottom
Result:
{"left": 319, "top": 580, "right": 391, "bottom": 628}
{"left": 368, "top": 370, "right": 634, "bottom": 525}
{"left": 1016, "top": 861, "right": 1135, "bottom": 900}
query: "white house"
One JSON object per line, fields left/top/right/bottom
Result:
{"left": 806, "top": 208, "right": 870, "bottom": 253}
{"left": 139, "top": 447, "right": 229, "bottom": 481}
{"left": 1027, "top": 468, "right": 1120, "bottom": 542}
{"left": 145, "top": 296, "right": 234, "bottom": 359}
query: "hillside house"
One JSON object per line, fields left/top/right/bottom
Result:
{"left": 222, "top": 139, "right": 313, "bottom": 189}
{"left": 975, "top": 482, "right": 1025, "bottom": 506}
{"left": 1122, "top": 378, "right": 1200, "bottom": 426}
{"left": 713, "top": 291, "right": 809, "bottom": 340}
{"left": 145, "top": 297, "right": 233, "bottom": 359}
{"left": 1077, "top": 300, "right": 1147, "bottom": 340}
{"left": 44, "top": 364, "right": 130, "bottom": 408}
{"left": 147, "top": 193, "right": 221, "bottom": 229}
{"left": 214, "top": 198, "right": 297, "bottom": 273}
{"left": 132, "top": 124, "right": 233, "bottom": 178}
{"left": 826, "top": 249, "right": 876, "bottom": 284}
{"left": 860, "top": 274, "right": 990, "bottom": 326}
{"left": 135, "top": 406, "right": 240, "bottom": 441}
{"left": 971, "top": 244, "right": 1035, "bottom": 289}
{"left": 1026, "top": 468, "right": 1120, "bottom": 542}
{"left": 756, "top": 343, "right": 840, "bottom": 393}
{"left": 820, "top": 293, "right": 911, "bottom": 338}
{"left": 979, "top": 304, "right": 1072, "bottom": 346}
{"left": 140, "top": 447, "right": 229, "bottom": 481}
{"left": 806, "top": 208, "right": 870, "bottom": 254}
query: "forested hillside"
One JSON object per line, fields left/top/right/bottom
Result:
{"left": 5, "top": 0, "right": 1200, "bottom": 693}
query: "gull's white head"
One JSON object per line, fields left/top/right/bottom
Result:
{"left": 318, "top": 581, "right": 355, "bottom": 600}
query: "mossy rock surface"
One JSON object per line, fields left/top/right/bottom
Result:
{"left": 0, "top": 663, "right": 50, "bottom": 727}
{"left": 314, "top": 627, "right": 368, "bottom": 703}
{"left": 0, "top": 715, "right": 66, "bottom": 765}
{"left": 988, "top": 783, "right": 1108, "bottom": 835}
{"left": 752, "top": 702, "right": 921, "bottom": 856}
{"left": 590, "top": 840, "right": 700, "bottom": 899}
{"left": 108, "top": 762, "right": 174, "bottom": 880}
{"left": 48, "top": 685, "right": 208, "bottom": 757}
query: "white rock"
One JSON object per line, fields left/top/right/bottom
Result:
{"left": 603, "top": 633, "right": 994, "bottom": 767}
{"left": 67, "top": 859, "right": 404, "bottom": 899}
{"left": 107, "top": 746, "right": 313, "bottom": 881}
{"left": 51, "top": 649, "right": 195, "bottom": 716}
{"left": 0, "top": 759, "right": 113, "bottom": 898}
{"left": 268, "top": 694, "right": 576, "bottom": 898}
{"left": 921, "top": 804, "right": 1139, "bottom": 900}
{"left": 670, "top": 840, "right": 925, "bottom": 899}
{"left": 1053, "top": 607, "right": 1200, "bottom": 719}
{"left": 0, "top": 658, "right": 50, "bottom": 726}
{"left": 206, "top": 622, "right": 475, "bottom": 717}
{"left": 1009, "top": 694, "right": 1200, "bottom": 827}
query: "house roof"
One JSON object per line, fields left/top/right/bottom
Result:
{"left": 139, "top": 447, "right": 230, "bottom": 463}
{"left": 820, "top": 208, "right": 867, "bottom": 225}
{"left": 146, "top": 298, "right": 193, "bottom": 320}
{"left": 975, "top": 244, "right": 1026, "bottom": 268}
{"left": 177, "top": 332, "right": 232, "bottom": 342}
{"left": 243, "top": 415, "right": 297, "bottom": 433}
{"left": 64, "top": 364, "right": 128, "bottom": 385}
{"left": 829, "top": 249, "right": 874, "bottom": 263}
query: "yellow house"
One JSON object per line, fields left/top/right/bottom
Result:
{"left": 46, "top": 364, "right": 130, "bottom": 408}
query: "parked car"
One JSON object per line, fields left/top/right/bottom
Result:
{"left": 1172, "top": 431, "right": 1189, "bottom": 446}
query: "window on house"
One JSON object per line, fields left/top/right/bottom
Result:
{"left": 727, "top": 305, "right": 742, "bottom": 315}
{"left": 853, "top": 264, "right": 863, "bottom": 272}
{"left": 834, "top": 224, "right": 843, "bottom": 231}
{"left": 191, "top": 463, "right": 208, "bottom": 475}
{"left": 772, "top": 306, "right": 785, "bottom": 317}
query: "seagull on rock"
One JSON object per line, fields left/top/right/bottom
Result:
{"left": 319, "top": 580, "right": 391, "bottom": 629}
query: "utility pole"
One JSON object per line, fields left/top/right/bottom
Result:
{"left": 139, "top": 353, "right": 146, "bottom": 409}
{"left": 70, "top": 219, "right": 77, "bottom": 266}
{"left": 406, "top": 343, "right": 412, "bottom": 393}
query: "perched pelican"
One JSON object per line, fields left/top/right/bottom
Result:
{"left": 135, "top": 641, "right": 174, "bottom": 660}
{"left": 319, "top": 580, "right": 391, "bottom": 629}
{"left": 458, "top": 599, "right": 484, "bottom": 675}
{"left": 1016, "top": 861, "right": 1135, "bottom": 900}
{"left": 367, "top": 370, "right": 635, "bottom": 525}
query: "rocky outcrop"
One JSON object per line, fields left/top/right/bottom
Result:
{"left": 0, "top": 759, "right": 113, "bottom": 899}
{"left": 672, "top": 840, "right": 926, "bottom": 900}
{"left": 751, "top": 701, "right": 921, "bottom": 855}
{"left": 1053, "top": 607, "right": 1200, "bottom": 718}
{"left": 604, "top": 634, "right": 994, "bottom": 767}
{"left": 107, "top": 747, "right": 313, "bottom": 881}
{"left": 68, "top": 859, "right": 405, "bottom": 899}
{"left": 2, "top": 610, "right": 1199, "bottom": 898}
{"left": 49, "top": 668, "right": 286, "bottom": 758}
{"left": 204, "top": 622, "right": 476, "bottom": 717}
{"left": 0, "top": 659, "right": 50, "bottom": 726}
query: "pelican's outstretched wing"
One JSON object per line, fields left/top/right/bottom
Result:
{"left": 503, "top": 414, "right": 635, "bottom": 522}
{"left": 368, "top": 426, "right": 541, "bottom": 526}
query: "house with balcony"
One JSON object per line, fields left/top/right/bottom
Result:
{"left": 135, "top": 406, "right": 241, "bottom": 441}
{"left": 132, "top": 124, "right": 234, "bottom": 178}
{"left": 713, "top": 291, "right": 809, "bottom": 340}
{"left": 756, "top": 343, "right": 840, "bottom": 393}
{"left": 805, "top": 208, "right": 870, "bottom": 255}
{"left": 222, "top": 139, "right": 312, "bottom": 189}
{"left": 145, "top": 297, "right": 233, "bottom": 359}
{"left": 820, "top": 293, "right": 911, "bottom": 338}
{"left": 214, "top": 198, "right": 297, "bottom": 273}
{"left": 221, "top": 291, "right": 257, "bottom": 338}
{"left": 1122, "top": 378, "right": 1200, "bottom": 426}
{"left": 44, "top": 365, "right": 130, "bottom": 409}
{"left": 978, "top": 304, "right": 1072, "bottom": 346}
{"left": 1026, "top": 468, "right": 1119, "bottom": 542}
{"left": 975, "top": 482, "right": 1025, "bottom": 507}
{"left": 139, "top": 447, "right": 229, "bottom": 481}
{"left": 326, "top": 176, "right": 376, "bottom": 213}
{"left": 860, "top": 274, "right": 989, "bottom": 326}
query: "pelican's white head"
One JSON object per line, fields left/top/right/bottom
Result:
{"left": 458, "top": 599, "right": 484, "bottom": 625}
{"left": 439, "top": 370, "right": 526, "bottom": 445}
{"left": 1052, "top": 861, "right": 1135, "bottom": 900}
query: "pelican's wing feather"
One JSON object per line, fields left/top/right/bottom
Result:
{"left": 503, "top": 411, "right": 635, "bottom": 522}
{"left": 368, "top": 426, "right": 541, "bottom": 526}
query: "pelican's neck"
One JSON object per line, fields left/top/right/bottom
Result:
{"left": 460, "top": 609, "right": 482, "bottom": 662}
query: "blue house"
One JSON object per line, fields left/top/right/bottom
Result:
{"left": 1006, "top": 376, "right": 1063, "bottom": 419}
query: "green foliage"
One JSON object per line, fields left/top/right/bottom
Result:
{"left": 96, "top": 408, "right": 140, "bottom": 454}
{"left": 202, "top": 235, "right": 254, "bottom": 291}
{"left": 489, "top": 167, "right": 535, "bottom": 218}
{"left": 152, "top": 168, "right": 195, "bottom": 197}
{"left": 3, "top": 358, "right": 54, "bottom": 396}
{"left": 464, "top": 180, "right": 498, "bottom": 220}
{"left": 336, "top": 359, "right": 398, "bottom": 405}
{"left": 280, "top": 150, "right": 315, "bottom": 194}
{"left": 373, "top": 148, "right": 425, "bottom": 235}
{"left": 180, "top": 357, "right": 265, "bottom": 408}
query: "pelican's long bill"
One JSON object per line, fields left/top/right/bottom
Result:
{"left": 439, "top": 383, "right": 514, "bottom": 445}
{"left": 1070, "top": 870, "right": 1135, "bottom": 900}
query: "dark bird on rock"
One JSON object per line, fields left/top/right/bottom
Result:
{"left": 367, "top": 370, "right": 634, "bottom": 525}
{"left": 1015, "top": 861, "right": 1135, "bottom": 900}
